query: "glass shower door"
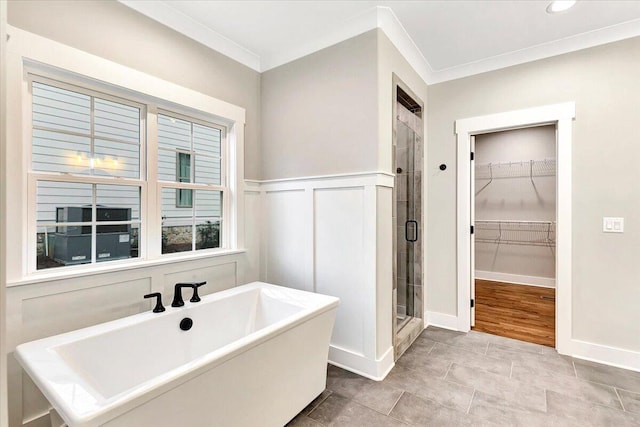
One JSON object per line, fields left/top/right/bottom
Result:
{"left": 396, "top": 120, "right": 418, "bottom": 328}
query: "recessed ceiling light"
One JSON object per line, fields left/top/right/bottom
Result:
{"left": 546, "top": 0, "right": 577, "bottom": 14}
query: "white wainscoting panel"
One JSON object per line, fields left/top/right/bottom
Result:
{"left": 243, "top": 191, "right": 262, "bottom": 283}
{"left": 315, "top": 187, "right": 365, "bottom": 356}
{"left": 255, "top": 172, "right": 395, "bottom": 379}
{"left": 264, "top": 190, "right": 311, "bottom": 292}
{"left": 376, "top": 187, "right": 394, "bottom": 359}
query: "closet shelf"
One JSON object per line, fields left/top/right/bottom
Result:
{"left": 475, "top": 159, "right": 556, "bottom": 180}
{"left": 475, "top": 220, "right": 556, "bottom": 247}
{"left": 475, "top": 159, "right": 556, "bottom": 195}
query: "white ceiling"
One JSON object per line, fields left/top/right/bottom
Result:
{"left": 121, "top": 0, "right": 640, "bottom": 83}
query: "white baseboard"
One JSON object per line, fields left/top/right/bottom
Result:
{"left": 328, "top": 345, "right": 394, "bottom": 381}
{"left": 425, "top": 311, "right": 459, "bottom": 331}
{"left": 475, "top": 270, "right": 556, "bottom": 288}
{"left": 567, "top": 339, "right": 640, "bottom": 373}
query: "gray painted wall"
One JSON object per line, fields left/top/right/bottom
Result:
{"left": 261, "top": 30, "right": 379, "bottom": 180}
{"left": 259, "top": 29, "right": 428, "bottom": 181}
{"left": 8, "top": 0, "right": 262, "bottom": 179}
{"left": 428, "top": 37, "right": 640, "bottom": 351}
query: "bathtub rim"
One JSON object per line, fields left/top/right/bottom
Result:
{"left": 15, "top": 282, "right": 339, "bottom": 427}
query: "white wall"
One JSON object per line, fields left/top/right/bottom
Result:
{"left": 428, "top": 36, "right": 640, "bottom": 355}
{"left": 475, "top": 126, "right": 556, "bottom": 284}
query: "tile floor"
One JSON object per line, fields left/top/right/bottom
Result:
{"left": 287, "top": 326, "right": 640, "bottom": 426}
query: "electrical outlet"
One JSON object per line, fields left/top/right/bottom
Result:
{"left": 603, "top": 217, "right": 624, "bottom": 233}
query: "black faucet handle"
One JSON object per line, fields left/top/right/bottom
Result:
{"left": 144, "top": 292, "right": 165, "bottom": 313}
{"left": 189, "top": 281, "right": 207, "bottom": 302}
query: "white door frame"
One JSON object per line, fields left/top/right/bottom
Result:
{"left": 455, "top": 102, "right": 575, "bottom": 354}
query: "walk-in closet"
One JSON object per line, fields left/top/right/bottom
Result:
{"left": 472, "top": 125, "right": 557, "bottom": 347}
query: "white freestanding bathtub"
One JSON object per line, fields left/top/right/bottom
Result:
{"left": 15, "top": 282, "right": 339, "bottom": 427}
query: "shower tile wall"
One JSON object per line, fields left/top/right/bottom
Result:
{"left": 396, "top": 128, "right": 408, "bottom": 318}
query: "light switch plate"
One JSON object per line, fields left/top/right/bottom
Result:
{"left": 603, "top": 217, "right": 624, "bottom": 233}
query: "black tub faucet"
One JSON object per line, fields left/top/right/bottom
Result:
{"left": 144, "top": 293, "right": 165, "bottom": 313}
{"left": 172, "top": 283, "right": 193, "bottom": 307}
{"left": 172, "top": 282, "right": 206, "bottom": 307}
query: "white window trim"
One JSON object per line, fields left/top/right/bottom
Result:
{"left": 5, "top": 26, "right": 245, "bottom": 285}
{"left": 26, "top": 74, "right": 147, "bottom": 273}
{"left": 155, "top": 108, "right": 230, "bottom": 255}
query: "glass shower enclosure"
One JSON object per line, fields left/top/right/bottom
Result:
{"left": 393, "top": 83, "right": 423, "bottom": 352}
{"left": 396, "top": 119, "right": 419, "bottom": 329}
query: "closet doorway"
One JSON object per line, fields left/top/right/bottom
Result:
{"left": 471, "top": 126, "right": 557, "bottom": 347}
{"left": 454, "top": 102, "right": 575, "bottom": 354}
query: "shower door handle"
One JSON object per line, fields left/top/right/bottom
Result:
{"left": 405, "top": 220, "right": 418, "bottom": 242}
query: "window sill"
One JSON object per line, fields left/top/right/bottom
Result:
{"left": 8, "top": 249, "right": 247, "bottom": 287}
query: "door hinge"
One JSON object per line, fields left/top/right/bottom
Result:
{"left": 471, "top": 299, "right": 475, "bottom": 308}
{"left": 470, "top": 152, "right": 475, "bottom": 161}
{"left": 470, "top": 225, "right": 474, "bottom": 234}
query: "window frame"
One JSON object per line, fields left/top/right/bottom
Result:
{"left": 24, "top": 70, "right": 234, "bottom": 276}
{"left": 157, "top": 108, "right": 229, "bottom": 254}
{"left": 26, "top": 74, "right": 147, "bottom": 273}
{"left": 5, "top": 28, "right": 246, "bottom": 285}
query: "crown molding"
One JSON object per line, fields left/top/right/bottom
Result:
{"left": 118, "top": 0, "right": 261, "bottom": 71}
{"left": 429, "top": 18, "right": 640, "bottom": 84}
{"left": 118, "top": 2, "right": 433, "bottom": 83}
{"left": 375, "top": 7, "right": 434, "bottom": 84}
{"left": 120, "top": 1, "right": 640, "bottom": 85}
{"left": 259, "top": 6, "right": 434, "bottom": 86}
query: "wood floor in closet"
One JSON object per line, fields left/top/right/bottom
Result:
{"left": 472, "top": 279, "right": 555, "bottom": 347}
